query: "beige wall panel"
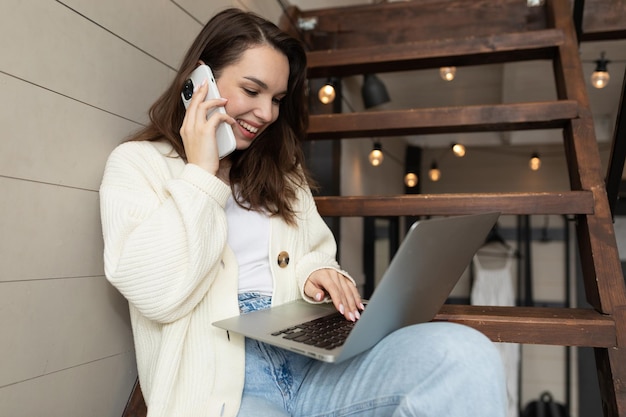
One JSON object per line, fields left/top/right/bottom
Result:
{"left": 176, "top": 0, "right": 235, "bottom": 24}
{"left": 235, "top": 0, "right": 284, "bottom": 22}
{"left": 0, "top": 178, "right": 103, "bottom": 281}
{"left": 0, "top": 351, "right": 136, "bottom": 417}
{"left": 0, "top": 276, "right": 132, "bottom": 386}
{"left": 0, "top": 74, "right": 138, "bottom": 190}
{"left": 58, "top": 0, "right": 201, "bottom": 69}
{"left": 0, "top": 1, "right": 173, "bottom": 124}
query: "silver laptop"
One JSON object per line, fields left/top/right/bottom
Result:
{"left": 213, "top": 212, "right": 500, "bottom": 363}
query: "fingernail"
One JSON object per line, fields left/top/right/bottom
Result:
{"left": 339, "top": 304, "right": 345, "bottom": 315}
{"left": 354, "top": 310, "right": 360, "bottom": 320}
{"left": 348, "top": 312, "right": 355, "bottom": 322}
{"left": 359, "top": 303, "right": 365, "bottom": 310}
{"left": 315, "top": 292, "right": 323, "bottom": 301}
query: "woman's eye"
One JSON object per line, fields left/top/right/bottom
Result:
{"left": 272, "top": 97, "right": 283, "bottom": 105}
{"left": 244, "top": 88, "right": 258, "bottom": 96}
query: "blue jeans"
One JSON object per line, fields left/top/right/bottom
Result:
{"left": 237, "top": 293, "right": 506, "bottom": 417}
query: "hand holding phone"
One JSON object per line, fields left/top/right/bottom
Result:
{"left": 181, "top": 65, "right": 236, "bottom": 159}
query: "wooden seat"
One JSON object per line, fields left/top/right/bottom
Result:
{"left": 435, "top": 305, "right": 617, "bottom": 348}
{"left": 307, "top": 101, "right": 580, "bottom": 139}
{"left": 314, "top": 192, "right": 594, "bottom": 217}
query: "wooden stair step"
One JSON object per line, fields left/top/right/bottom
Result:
{"left": 314, "top": 192, "right": 593, "bottom": 217}
{"left": 307, "top": 101, "right": 578, "bottom": 140}
{"left": 435, "top": 305, "right": 616, "bottom": 347}
{"left": 306, "top": 29, "right": 564, "bottom": 78}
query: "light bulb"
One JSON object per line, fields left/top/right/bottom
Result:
{"left": 318, "top": 83, "right": 336, "bottom": 104}
{"left": 404, "top": 172, "right": 418, "bottom": 187}
{"left": 428, "top": 162, "right": 441, "bottom": 181}
{"left": 529, "top": 153, "right": 541, "bottom": 171}
{"left": 591, "top": 71, "right": 610, "bottom": 89}
{"left": 591, "top": 52, "right": 610, "bottom": 89}
{"left": 440, "top": 66, "right": 456, "bottom": 81}
{"left": 452, "top": 143, "right": 466, "bottom": 157}
{"left": 369, "top": 143, "right": 384, "bottom": 167}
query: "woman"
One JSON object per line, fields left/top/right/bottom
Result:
{"left": 100, "top": 8, "right": 506, "bottom": 417}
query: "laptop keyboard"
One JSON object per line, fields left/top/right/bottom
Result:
{"left": 271, "top": 313, "right": 356, "bottom": 350}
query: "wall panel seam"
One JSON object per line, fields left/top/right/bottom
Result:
{"left": 54, "top": 0, "right": 178, "bottom": 71}
{"left": 0, "top": 70, "right": 146, "bottom": 127}
{"left": 0, "top": 350, "right": 136, "bottom": 390}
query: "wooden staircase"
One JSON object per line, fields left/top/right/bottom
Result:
{"left": 297, "top": 0, "right": 626, "bottom": 415}
{"left": 122, "top": 0, "right": 626, "bottom": 415}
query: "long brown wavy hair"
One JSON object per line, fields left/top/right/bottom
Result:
{"left": 129, "top": 8, "right": 313, "bottom": 225}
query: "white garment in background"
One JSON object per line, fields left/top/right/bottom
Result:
{"left": 471, "top": 248, "right": 520, "bottom": 417}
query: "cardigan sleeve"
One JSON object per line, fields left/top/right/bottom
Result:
{"left": 99, "top": 142, "right": 232, "bottom": 323}
{"left": 293, "top": 184, "right": 355, "bottom": 301}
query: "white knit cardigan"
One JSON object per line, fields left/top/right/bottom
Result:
{"left": 99, "top": 141, "right": 351, "bottom": 417}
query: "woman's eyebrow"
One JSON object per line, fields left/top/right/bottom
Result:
{"left": 244, "top": 76, "right": 268, "bottom": 89}
{"left": 244, "top": 76, "right": 287, "bottom": 95}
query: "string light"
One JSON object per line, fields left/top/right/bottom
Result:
{"left": 428, "top": 161, "right": 441, "bottom": 181}
{"left": 440, "top": 66, "right": 456, "bottom": 81}
{"left": 369, "top": 142, "right": 384, "bottom": 167}
{"left": 452, "top": 143, "right": 466, "bottom": 157}
{"left": 404, "top": 172, "right": 418, "bottom": 187}
{"left": 529, "top": 152, "right": 541, "bottom": 171}
{"left": 318, "top": 79, "right": 336, "bottom": 104}
{"left": 591, "top": 52, "right": 610, "bottom": 89}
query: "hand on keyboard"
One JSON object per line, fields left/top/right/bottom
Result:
{"left": 304, "top": 269, "right": 365, "bottom": 322}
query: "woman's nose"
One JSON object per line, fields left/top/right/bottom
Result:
{"left": 254, "top": 98, "right": 274, "bottom": 122}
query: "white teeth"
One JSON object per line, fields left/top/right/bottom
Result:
{"left": 238, "top": 120, "right": 259, "bottom": 134}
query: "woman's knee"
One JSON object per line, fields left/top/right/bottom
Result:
{"left": 382, "top": 323, "right": 507, "bottom": 416}
{"left": 382, "top": 322, "right": 504, "bottom": 377}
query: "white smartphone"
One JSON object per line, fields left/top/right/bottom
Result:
{"left": 181, "top": 64, "right": 237, "bottom": 159}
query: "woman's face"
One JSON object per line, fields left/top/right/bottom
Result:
{"left": 216, "top": 45, "right": 289, "bottom": 151}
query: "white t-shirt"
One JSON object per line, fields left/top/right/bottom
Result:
{"left": 225, "top": 195, "right": 273, "bottom": 296}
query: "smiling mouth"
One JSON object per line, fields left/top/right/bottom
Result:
{"left": 238, "top": 120, "right": 259, "bottom": 134}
